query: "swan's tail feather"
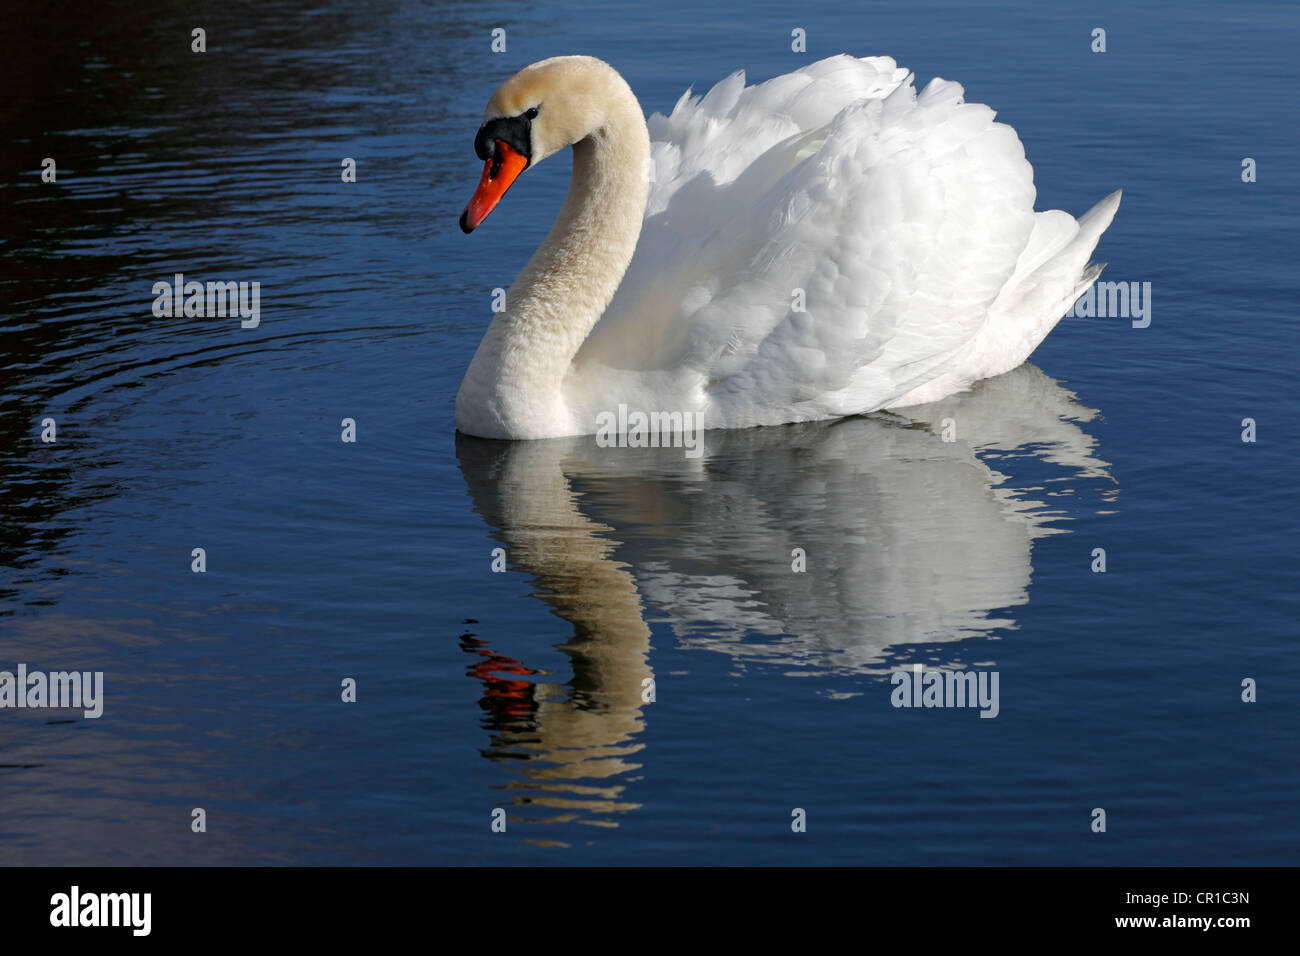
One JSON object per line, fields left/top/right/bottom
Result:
{"left": 1043, "top": 189, "right": 1123, "bottom": 322}
{"left": 889, "top": 189, "right": 1122, "bottom": 406}
{"left": 994, "top": 188, "right": 1122, "bottom": 352}
{"left": 1079, "top": 189, "right": 1123, "bottom": 232}
{"left": 1060, "top": 189, "right": 1122, "bottom": 297}
{"left": 1073, "top": 261, "right": 1105, "bottom": 300}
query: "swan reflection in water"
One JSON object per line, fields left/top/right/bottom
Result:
{"left": 454, "top": 362, "right": 1115, "bottom": 842}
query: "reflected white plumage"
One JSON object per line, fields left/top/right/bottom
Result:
{"left": 455, "top": 54, "right": 1120, "bottom": 439}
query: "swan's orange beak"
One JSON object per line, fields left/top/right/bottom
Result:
{"left": 460, "top": 140, "right": 528, "bottom": 234}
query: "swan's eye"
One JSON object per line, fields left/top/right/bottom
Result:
{"left": 525, "top": 107, "right": 539, "bottom": 120}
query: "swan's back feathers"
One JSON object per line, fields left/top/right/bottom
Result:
{"left": 571, "top": 55, "right": 1118, "bottom": 429}
{"left": 646, "top": 54, "right": 911, "bottom": 215}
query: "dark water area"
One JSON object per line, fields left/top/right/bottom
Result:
{"left": 0, "top": 0, "right": 1296, "bottom": 864}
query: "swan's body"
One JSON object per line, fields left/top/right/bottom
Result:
{"left": 455, "top": 54, "right": 1119, "bottom": 440}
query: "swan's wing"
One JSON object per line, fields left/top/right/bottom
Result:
{"left": 576, "top": 55, "right": 1044, "bottom": 426}
{"left": 643, "top": 54, "right": 913, "bottom": 236}
{"left": 888, "top": 188, "right": 1121, "bottom": 407}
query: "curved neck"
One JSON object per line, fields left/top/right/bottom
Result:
{"left": 457, "top": 96, "right": 650, "bottom": 439}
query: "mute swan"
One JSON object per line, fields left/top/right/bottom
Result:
{"left": 455, "top": 54, "right": 1120, "bottom": 440}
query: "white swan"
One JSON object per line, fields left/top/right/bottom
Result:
{"left": 455, "top": 54, "right": 1120, "bottom": 440}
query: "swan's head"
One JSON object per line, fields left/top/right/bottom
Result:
{"left": 459, "top": 55, "right": 627, "bottom": 234}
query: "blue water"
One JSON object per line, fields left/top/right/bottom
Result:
{"left": 1, "top": 0, "right": 1296, "bottom": 865}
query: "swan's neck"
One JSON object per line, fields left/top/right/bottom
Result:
{"left": 457, "top": 101, "right": 650, "bottom": 439}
